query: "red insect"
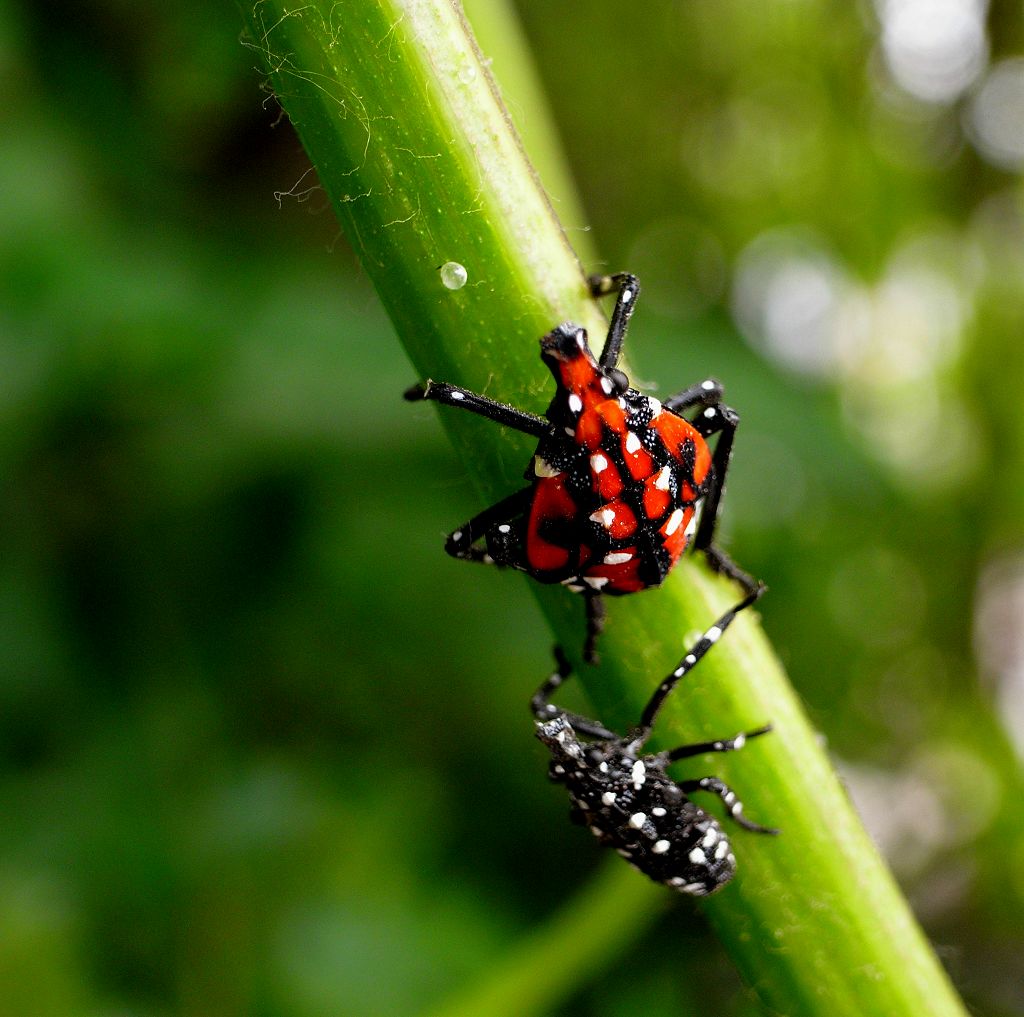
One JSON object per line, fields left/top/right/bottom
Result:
{"left": 405, "top": 273, "right": 759, "bottom": 662}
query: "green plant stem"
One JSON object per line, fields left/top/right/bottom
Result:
{"left": 238, "top": 3, "right": 970, "bottom": 1015}
{"left": 423, "top": 861, "right": 667, "bottom": 1017}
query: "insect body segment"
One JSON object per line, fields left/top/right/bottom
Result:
{"left": 405, "top": 272, "right": 759, "bottom": 662}
{"left": 532, "top": 587, "right": 776, "bottom": 896}
{"left": 529, "top": 319, "right": 711, "bottom": 596}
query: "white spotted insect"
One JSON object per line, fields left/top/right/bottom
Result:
{"left": 531, "top": 586, "right": 776, "bottom": 895}
{"left": 405, "top": 272, "right": 761, "bottom": 665}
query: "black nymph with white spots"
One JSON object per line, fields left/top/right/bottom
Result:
{"left": 531, "top": 587, "right": 776, "bottom": 895}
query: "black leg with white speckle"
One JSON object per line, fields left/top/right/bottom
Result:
{"left": 678, "top": 776, "right": 778, "bottom": 835}
{"left": 664, "top": 378, "right": 725, "bottom": 414}
{"left": 442, "top": 488, "right": 533, "bottom": 566}
{"left": 635, "top": 586, "right": 766, "bottom": 735}
{"left": 530, "top": 647, "right": 619, "bottom": 741}
{"left": 589, "top": 272, "right": 640, "bottom": 370}
{"left": 687, "top": 403, "right": 761, "bottom": 598}
{"left": 667, "top": 724, "right": 772, "bottom": 762}
{"left": 404, "top": 380, "right": 554, "bottom": 439}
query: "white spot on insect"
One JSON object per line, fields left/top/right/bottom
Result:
{"left": 622, "top": 289, "right": 633, "bottom": 303}
{"left": 617, "top": 848, "right": 632, "bottom": 858}
{"left": 603, "top": 551, "right": 632, "bottom": 565}
{"left": 701, "top": 379, "right": 716, "bottom": 391}
{"left": 684, "top": 513, "right": 698, "bottom": 540}
{"left": 624, "top": 431, "right": 642, "bottom": 455}
{"left": 733, "top": 733, "right": 746, "bottom": 749}
{"left": 564, "top": 426, "right": 575, "bottom": 437}
{"left": 715, "top": 840, "right": 730, "bottom": 860}
{"left": 568, "top": 393, "right": 583, "bottom": 414}
{"left": 652, "top": 807, "right": 667, "bottom": 817}
{"left": 534, "top": 456, "right": 560, "bottom": 478}
{"left": 451, "top": 530, "right": 463, "bottom": 542}
{"left": 669, "top": 876, "right": 685, "bottom": 887}
{"left": 681, "top": 881, "right": 707, "bottom": 894}
{"left": 590, "top": 826, "right": 604, "bottom": 837}
{"left": 451, "top": 390, "right": 466, "bottom": 401}
{"left": 684, "top": 653, "right": 697, "bottom": 667}
{"left": 439, "top": 261, "right": 468, "bottom": 290}
{"left": 555, "top": 728, "right": 567, "bottom": 743}
{"left": 689, "top": 847, "right": 708, "bottom": 865}
{"left": 560, "top": 575, "right": 580, "bottom": 586}
{"left": 654, "top": 465, "right": 672, "bottom": 491}
{"left": 598, "top": 762, "right": 609, "bottom": 773}
{"left": 600, "top": 376, "right": 614, "bottom": 395}
{"left": 652, "top": 839, "right": 671, "bottom": 854}
{"left": 629, "top": 812, "right": 647, "bottom": 829}
{"left": 647, "top": 397, "right": 663, "bottom": 417}
{"left": 702, "top": 828, "right": 718, "bottom": 846}
{"left": 672, "top": 666, "right": 685, "bottom": 678}
{"left": 706, "top": 625, "right": 723, "bottom": 644}
{"left": 703, "top": 407, "right": 716, "bottom": 419}
{"left": 601, "top": 791, "right": 617, "bottom": 806}
{"left": 590, "top": 507, "right": 616, "bottom": 529}
{"left": 481, "top": 554, "right": 495, "bottom": 565}
{"left": 664, "top": 509, "right": 684, "bottom": 536}
{"left": 631, "top": 760, "right": 646, "bottom": 788}
{"left": 723, "top": 791, "right": 737, "bottom": 805}
{"left": 590, "top": 452, "right": 609, "bottom": 474}
{"left": 552, "top": 765, "right": 565, "bottom": 775}
{"left": 575, "top": 330, "right": 586, "bottom": 348}
{"left": 584, "top": 576, "right": 609, "bottom": 590}
{"left": 497, "top": 524, "right": 511, "bottom": 534}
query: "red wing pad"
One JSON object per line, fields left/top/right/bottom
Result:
{"left": 581, "top": 547, "right": 645, "bottom": 593}
{"left": 651, "top": 412, "right": 711, "bottom": 486}
{"left": 589, "top": 450, "right": 625, "bottom": 501}
{"left": 526, "top": 475, "right": 577, "bottom": 573}
{"left": 659, "top": 505, "right": 695, "bottom": 568}
{"left": 588, "top": 499, "right": 638, "bottom": 541}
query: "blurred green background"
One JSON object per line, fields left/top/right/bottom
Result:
{"left": 3, "top": 1, "right": 1024, "bottom": 1015}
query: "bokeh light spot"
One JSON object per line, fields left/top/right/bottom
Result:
{"left": 967, "top": 58, "right": 1024, "bottom": 171}
{"left": 877, "top": 0, "right": 988, "bottom": 103}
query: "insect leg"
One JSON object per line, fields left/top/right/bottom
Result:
{"left": 688, "top": 401, "right": 762, "bottom": 597}
{"left": 666, "top": 725, "right": 772, "bottom": 761}
{"left": 404, "top": 380, "right": 553, "bottom": 439}
{"left": 664, "top": 378, "right": 724, "bottom": 413}
{"left": 630, "top": 587, "right": 765, "bottom": 741}
{"left": 444, "top": 488, "right": 532, "bottom": 565}
{"left": 582, "top": 592, "right": 605, "bottom": 666}
{"left": 589, "top": 272, "right": 641, "bottom": 369}
{"left": 678, "top": 776, "right": 778, "bottom": 835}
{"left": 530, "top": 647, "right": 619, "bottom": 739}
